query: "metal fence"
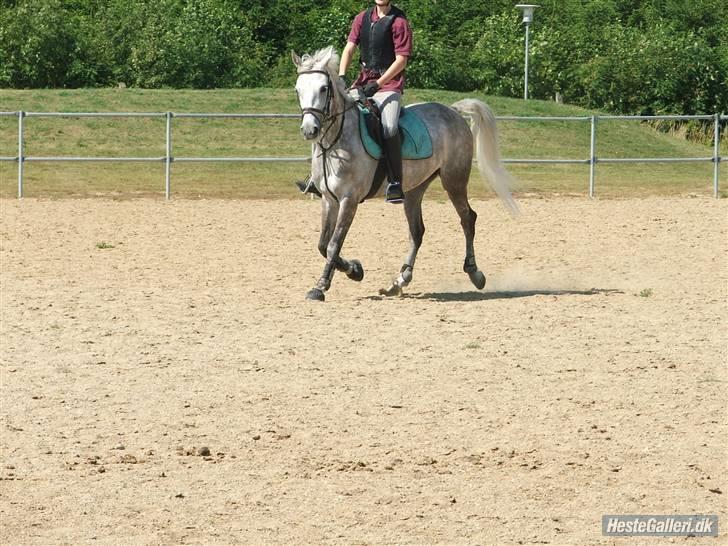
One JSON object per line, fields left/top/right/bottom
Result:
{"left": 1, "top": 111, "right": 724, "bottom": 198}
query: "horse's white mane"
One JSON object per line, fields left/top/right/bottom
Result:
{"left": 296, "top": 46, "right": 351, "bottom": 101}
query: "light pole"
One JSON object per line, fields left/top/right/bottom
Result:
{"left": 515, "top": 4, "right": 539, "bottom": 100}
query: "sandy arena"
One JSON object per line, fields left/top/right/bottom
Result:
{"left": 1, "top": 196, "right": 726, "bottom": 545}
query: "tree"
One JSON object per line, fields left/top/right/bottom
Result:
{"left": 0, "top": 0, "right": 88, "bottom": 87}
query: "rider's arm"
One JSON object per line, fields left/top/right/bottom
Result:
{"left": 339, "top": 41, "right": 357, "bottom": 77}
{"left": 376, "top": 55, "right": 408, "bottom": 87}
{"left": 375, "top": 16, "right": 411, "bottom": 88}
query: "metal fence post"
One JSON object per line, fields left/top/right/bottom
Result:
{"left": 165, "top": 112, "right": 173, "bottom": 200}
{"left": 589, "top": 115, "right": 597, "bottom": 198}
{"left": 524, "top": 22, "right": 530, "bottom": 100}
{"left": 714, "top": 113, "right": 721, "bottom": 198}
{"left": 17, "top": 111, "right": 25, "bottom": 198}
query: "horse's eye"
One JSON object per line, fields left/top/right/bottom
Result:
{"left": 320, "top": 85, "right": 328, "bottom": 93}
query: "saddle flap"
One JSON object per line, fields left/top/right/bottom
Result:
{"left": 358, "top": 105, "right": 433, "bottom": 160}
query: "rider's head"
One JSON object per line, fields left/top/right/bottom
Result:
{"left": 374, "top": 0, "right": 392, "bottom": 15}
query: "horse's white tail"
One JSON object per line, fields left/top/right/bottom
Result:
{"left": 451, "top": 99, "right": 520, "bottom": 217}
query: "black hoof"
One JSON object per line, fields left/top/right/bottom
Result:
{"left": 469, "top": 270, "right": 486, "bottom": 290}
{"left": 346, "top": 260, "right": 364, "bottom": 282}
{"left": 305, "top": 288, "right": 326, "bottom": 301}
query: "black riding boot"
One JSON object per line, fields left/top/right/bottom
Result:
{"left": 295, "top": 175, "right": 322, "bottom": 198}
{"left": 382, "top": 133, "right": 405, "bottom": 204}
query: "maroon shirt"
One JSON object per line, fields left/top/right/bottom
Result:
{"left": 348, "top": 8, "right": 413, "bottom": 94}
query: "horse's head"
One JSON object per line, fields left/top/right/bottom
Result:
{"left": 292, "top": 47, "right": 341, "bottom": 140}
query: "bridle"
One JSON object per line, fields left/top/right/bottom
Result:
{"left": 297, "top": 69, "right": 333, "bottom": 121}
{"left": 296, "top": 69, "right": 357, "bottom": 151}
{"left": 296, "top": 68, "right": 358, "bottom": 202}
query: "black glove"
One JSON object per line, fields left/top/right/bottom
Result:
{"left": 338, "top": 75, "right": 348, "bottom": 89}
{"left": 363, "top": 81, "right": 380, "bottom": 97}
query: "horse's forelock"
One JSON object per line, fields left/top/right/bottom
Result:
{"left": 298, "top": 47, "right": 340, "bottom": 77}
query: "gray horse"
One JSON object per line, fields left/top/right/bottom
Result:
{"left": 293, "top": 47, "right": 519, "bottom": 301}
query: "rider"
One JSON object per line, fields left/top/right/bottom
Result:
{"left": 296, "top": 0, "right": 413, "bottom": 204}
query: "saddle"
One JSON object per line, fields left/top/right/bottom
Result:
{"left": 357, "top": 100, "right": 433, "bottom": 201}
{"left": 358, "top": 104, "right": 433, "bottom": 160}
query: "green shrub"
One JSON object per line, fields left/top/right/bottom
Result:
{"left": 0, "top": 0, "right": 725, "bottom": 119}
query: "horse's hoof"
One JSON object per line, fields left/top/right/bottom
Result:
{"left": 346, "top": 260, "right": 364, "bottom": 282}
{"left": 378, "top": 283, "right": 403, "bottom": 297}
{"left": 305, "top": 288, "right": 326, "bottom": 301}
{"left": 469, "top": 270, "right": 486, "bottom": 290}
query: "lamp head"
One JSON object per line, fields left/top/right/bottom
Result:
{"left": 515, "top": 4, "right": 539, "bottom": 24}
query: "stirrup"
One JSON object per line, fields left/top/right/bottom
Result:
{"left": 295, "top": 176, "right": 321, "bottom": 198}
{"left": 385, "top": 182, "right": 405, "bottom": 204}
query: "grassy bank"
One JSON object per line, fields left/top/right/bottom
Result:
{"left": 0, "top": 88, "right": 724, "bottom": 199}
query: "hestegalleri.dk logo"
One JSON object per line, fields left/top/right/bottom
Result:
{"left": 602, "top": 515, "right": 719, "bottom": 536}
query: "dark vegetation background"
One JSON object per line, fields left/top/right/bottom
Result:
{"left": 1, "top": 0, "right": 726, "bottom": 116}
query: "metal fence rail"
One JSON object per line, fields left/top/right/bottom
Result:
{"left": 0, "top": 111, "right": 724, "bottom": 199}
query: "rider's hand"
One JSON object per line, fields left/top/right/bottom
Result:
{"left": 338, "top": 75, "right": 348, "bottom": 89}
{"left": 363, "top": 81, "right": 380, "bottom": 97}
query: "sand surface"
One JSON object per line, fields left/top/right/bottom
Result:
{"left": 1, "top": 197, "right": 726, "bottom": 545}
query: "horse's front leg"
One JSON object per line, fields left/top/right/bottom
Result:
{"left": 317, "top": 196, "right": 365, "bottom": 279}
{"left": 317, "top": 196, "right": 338, "bottom": 261}
{"left": 306, "top": 196, "right": 361, "bottom": 301}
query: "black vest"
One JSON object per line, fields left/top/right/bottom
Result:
{"left": 359, "top": 6, "right": 406, "bottom": 73}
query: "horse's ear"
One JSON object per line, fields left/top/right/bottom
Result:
{"left": 320, "top": 46, "right": 334, "bottom": 66}
{"left": 291, "top": 50, "right": 302, "bottom": 67}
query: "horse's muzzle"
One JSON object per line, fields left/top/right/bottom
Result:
{"left": 300, "top": 114, "right": 321, "bottom": 140}
{"left": 301, "top": 125, "right": 320, "bottom": 140}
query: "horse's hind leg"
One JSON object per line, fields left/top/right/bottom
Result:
{"left": 380, "top": 176, "right": 432, "bottom": 296}
{"left": 444, "top": 179, "right": 487, "bottom": 290}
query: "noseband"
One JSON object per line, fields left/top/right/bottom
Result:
{"left": 297, "top": 69, "right": 333, "bottom": 121}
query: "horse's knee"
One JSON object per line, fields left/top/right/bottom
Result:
{"left": 326, "top": 239, "right": 340, "bottom": 260}
{"left": 318, "top": 240, "right": 328, "bottom": 258}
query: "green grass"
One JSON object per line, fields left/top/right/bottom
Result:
{"left": 0, "top": 88, "right": 724, "bottom": 199}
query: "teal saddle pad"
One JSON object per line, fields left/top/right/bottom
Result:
{"left": 358, "top": 105, "right": 433, "bottom": 160}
